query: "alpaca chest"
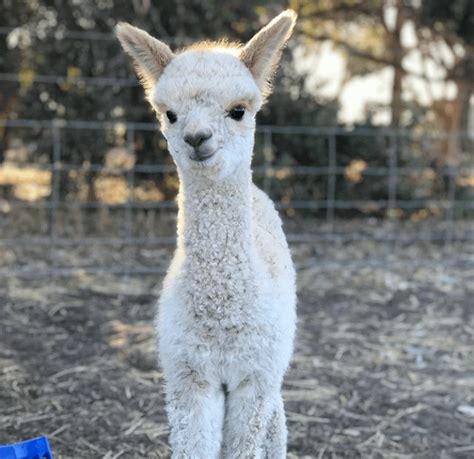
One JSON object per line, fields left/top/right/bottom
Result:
{"left": 177, "top": 218, "right": 257, "bottom": 311}
{"left": 182, "top": 252, "right": 260, "bottom": 322}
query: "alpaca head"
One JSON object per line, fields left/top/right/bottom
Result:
{"left": 116, "top": 10, "right": 296, "bottom": 180}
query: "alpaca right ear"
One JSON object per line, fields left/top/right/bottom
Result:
{"left": 115, "top": 22, "right": 174, "bottom": 96}
{"left": 240, "top": 10, "right": 297, "bottom": 98}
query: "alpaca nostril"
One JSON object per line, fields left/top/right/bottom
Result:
{"left": 184, "top": 130, "right": 212, "bottom": 148}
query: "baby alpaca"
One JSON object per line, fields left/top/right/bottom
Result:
{"left": 116, "top": 10, "right": 297, "bottom": 458}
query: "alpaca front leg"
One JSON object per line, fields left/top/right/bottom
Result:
{"left": 262, "top": 395, "right": 287, "bottom": 459}
{"left": 222, "top": 380, "right": 276, "bottom": 459}
{"left": 165, "top": 377, "right": 224, "bottom": 459}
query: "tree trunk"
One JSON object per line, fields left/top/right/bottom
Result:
{"left": 447, "top": 53, "right": 474, "bottom": 160}
{"left": 458, "top": 53, "right": 474, "bottom": 153}
{"left": 391, "top": 66, "right": 403, "bottom": 128}
{"left": 388, "top": 0, "right": 405, "bottom": 129}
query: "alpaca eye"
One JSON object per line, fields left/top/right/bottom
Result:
{"left": 228, "top": 106, "right": 245, "bottom": 121}
{"left": 166, "top": 111, "right": 177, "bottom": 123}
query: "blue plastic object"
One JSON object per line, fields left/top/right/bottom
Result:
{"left": 0, "top": 436, "right": 53, "bottom": 459}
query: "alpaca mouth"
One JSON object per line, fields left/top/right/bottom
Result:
{"left": 189, "top": 152, "right": 215, "bottom": 162}
{"left": 189, "top": 147, "right": 220, "bottom": 163}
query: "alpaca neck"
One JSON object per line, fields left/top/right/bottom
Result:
{"left": 176, "top": 168, "right": 254, "bottom": 264}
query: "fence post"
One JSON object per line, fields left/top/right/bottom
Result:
{"left": 50, "top": 123, "right": 61, "bottom": 237}
{"left": 50, "top": 121, "right": 62, "bottom": 276}
{"left": 386, "top": 132, "right": 398, "bottom": 258}
{"left": 387, "top": 132, "right": 398, "bottom": 215}
{"left": 125, "top": 125, "right": 135, "bottom": 239}
{"left": 124, "top": 124, "right": 135, "bottom": 279}
{"left": 326, "top": 131, "right": 336, "bottom": 229}
{"left": 445, "top": 132, "right": 458, "bottom": 245}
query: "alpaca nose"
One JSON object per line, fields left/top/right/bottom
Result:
{"left": 184, "top": 130, "right": 212, "bottom": 148}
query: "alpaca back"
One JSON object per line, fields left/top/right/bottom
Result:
{"left": 252, "top": 184, "right": 296, "bottom": 289}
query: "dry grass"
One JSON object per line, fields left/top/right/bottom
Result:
{"left": 1, "top": 241, "right": 473, "bottom": 458}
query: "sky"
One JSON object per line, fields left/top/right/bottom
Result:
{"left": 295, "top": 16, "right": 466, "bottom": 127}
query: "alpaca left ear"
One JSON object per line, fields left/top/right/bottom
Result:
{"left": 240, "top": 10, "right": 297, "bottom": 98}
{"left": 115, "top": 22, "right": 174, "bottom": 97}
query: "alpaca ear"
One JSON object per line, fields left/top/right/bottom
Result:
{"left": 240, "top": 10, "right": 297, "bottom": 98}
{"left": 115, "top": 22, "right": 174, "bottom": 96}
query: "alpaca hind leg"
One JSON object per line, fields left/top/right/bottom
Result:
{"left": 262, "top": 395, "right": 287, "bottom": 459}
{"left": 165, "top": 376, "right": 224, "bottom": 459}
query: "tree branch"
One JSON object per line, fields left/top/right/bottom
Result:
{"left": 303, "top": 4, "right": 375, "bottom": 20}
{"left": 304, "top": 32, "right": 400, "bottom": 68}
{"left": 302, "top": 31, "right": 447, "bottom": 82}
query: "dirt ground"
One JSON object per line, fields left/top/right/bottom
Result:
{"left": 1, "top": 237, "right": 474, "bottom": 458}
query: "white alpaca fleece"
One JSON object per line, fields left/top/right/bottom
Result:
{"left": 116, "top": 10, "right": 297, "bottom": 458}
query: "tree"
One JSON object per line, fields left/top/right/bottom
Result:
{"left": 296, "top": 0, "right": 409, "bottom": 128}
{"left": 295, "top": 0, "right": 473, "bottom": 138}
{"left": 0, "top": 0, "right": 263, "bottom": 163}
{"left": 419, "top": 0, "right": 473, "bottom": 155}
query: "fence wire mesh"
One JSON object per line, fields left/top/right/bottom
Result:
{"left": 0, "top": 118, "right": 473, "bottom": 278}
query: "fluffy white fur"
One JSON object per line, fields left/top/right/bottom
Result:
{"left": 116, "top": 10, "right": 297, "bottom": 458}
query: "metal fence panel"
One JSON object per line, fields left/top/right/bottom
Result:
{"left": 0, "top": 119, "right": 473, "bottom": 277}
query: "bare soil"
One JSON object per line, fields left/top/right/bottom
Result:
{"left": 1, "top": 238, "right": 473, "bottom": 458}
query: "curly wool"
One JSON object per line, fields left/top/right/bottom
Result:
{"left": 158, "top": 171, "right": 296, "bottom": 458}
{"left": 116, "top": 9, "right": 297, "bottom": 458}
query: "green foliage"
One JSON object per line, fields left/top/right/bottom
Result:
{"left": 0, "top": 0, "right": 264, "bottom": 162}
{"left": 0, "top": 1, "right": 470, "bottom": 218}
{"left": 420, "top": 0, "right": 474, "bottom": 44}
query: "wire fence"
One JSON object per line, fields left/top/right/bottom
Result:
{"left": 1, "top": 118, "right": 473, "bottom": 278}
